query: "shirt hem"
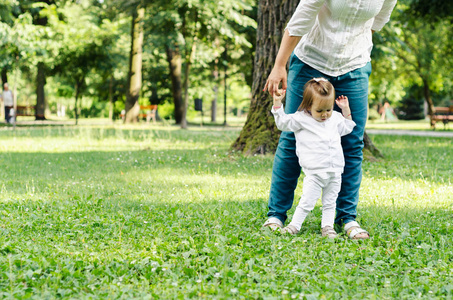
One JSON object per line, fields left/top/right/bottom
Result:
{"left": 294, "top": 51, "right": 371, "bottom": 77}
{"left": 302, "top": 168, "right": 344, "bottom": 176}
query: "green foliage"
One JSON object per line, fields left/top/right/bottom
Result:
{"left": 155, "top": 102, "right": 175, "bottom": 120}
{"left": 397, "top": 98, "right": 424, "bottom": 121}
{"left": 80, "top": 101, "right": 107, "bottom": 118}
{"left": 1, "top": 0, "right": 451, "bottom": 122}
{"left": 0, "top": 126, "right": 452, "bottom": 298}
{"left": 368, "top": 108, "right": 381, "bottom": 121}
{"left": 371, "top": 1, "right": 453, "bottom": 110}
{"left": 409, "top": 0, "right": 453, "bottom": 21}
{"left": 146, "top": 0, "right": 256, "bottom": 117}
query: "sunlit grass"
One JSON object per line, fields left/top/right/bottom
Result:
{"left": 0, "top": 125, "right": 452, "bottom": 298}
{"left": 5, "top": 114, "right": 451, "bottom": 131}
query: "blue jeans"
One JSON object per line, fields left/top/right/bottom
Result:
{"left": 268, "top": 54, "right": 371, "bottom": 226}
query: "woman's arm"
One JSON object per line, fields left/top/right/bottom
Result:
{"left": 372, "top": 0, "right": 397, "bottom": 32}
{"left": 264, "top": 0, "right": 326, "bottom": 96}
{"left": 263, "top": 30, "right": 301, "bottom": 96}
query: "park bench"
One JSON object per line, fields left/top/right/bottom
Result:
{"left": 15, "top": 105, "right": 36, "bottom": 117}
{"left": 430, "top": 106, "right": 453, "bottom": 129}
{"left": 120, "top": 105, "right": 158, "bottom": 123}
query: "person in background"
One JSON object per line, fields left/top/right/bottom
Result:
{"left": 1, "top": 83, "right": 14, "bottom": 124}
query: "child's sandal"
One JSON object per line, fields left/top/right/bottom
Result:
{"left": 321, "top": 226, "right": 338, "bottom": 239}
{"left": 280, "top": 224, "right": 299, "bottom": 235}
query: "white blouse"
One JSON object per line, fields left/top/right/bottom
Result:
{"left": 272, "top": 106, "right": 356, "bottom": 175}
{"left": 1, "top": 90, "right": 14, "bottom": 106}
{"left": 286, "top": 0, "right": 397, "bottom": 76}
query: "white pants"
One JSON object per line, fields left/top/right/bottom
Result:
{"left": 289, "top": 172, "right": 341, "bottom": 230}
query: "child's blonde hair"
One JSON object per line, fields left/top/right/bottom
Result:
{"left": 297, "top": 78, "right": 335, "bottom": 112}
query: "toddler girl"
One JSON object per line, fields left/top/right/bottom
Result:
{"left": 271, "top": 78, "right": 355, "bottom": 238}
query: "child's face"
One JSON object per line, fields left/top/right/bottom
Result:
{"left": 309, "top": 97, "right": 334, "bottom": 122}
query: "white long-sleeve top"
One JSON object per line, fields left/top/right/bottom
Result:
{"left": 1, "top": 90, "right": 13, "bottom": 106}
{"left": 272, "top": 106, "right": 356, "bottom": 175}
{"left": 286, "top": 0, "right": 397, "bottom": 76}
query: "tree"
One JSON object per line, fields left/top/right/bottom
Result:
{"left": 232, "top": 0, "right": 298, "bottom": 154}
{"left": 0, "top": 0, "right": 16, "bottom": 85}
{"left": 375, "top": 1, "right": 453, "bottom": 122}
{"left": 149, "top": 0, "right": 255, "bottom": 128}
{"left": 0, "top": 1, "right": 63, "bottom": 120}
{"left": 28, "top": 0, "right": 61, "bottom": 120}
{"left": 51, "top": 0, "right": 121, "bottom": 124}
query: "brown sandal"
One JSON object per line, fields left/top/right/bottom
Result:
{"left": 344, "top": 221, "right": 369, "bottom": 240}
{"left": 262, "top": 217, "right": 283, "bottom": 231}
{"left": 280, "top": 224, "right": 299, "bottom": 235}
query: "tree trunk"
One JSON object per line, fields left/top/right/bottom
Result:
{"left": 35, "top": 62, "right": 47, "bottom": 120}
{"left": 74, "top": 82, "right": 80, "bottom": 125}
{"left": 223, "top": 48, "right": 228, "bottom": 126}
{"left": 211, "top": 99, "right": 217, "bottom": 122}
{"left": 232, "top": 0, "right": 299, "bottom": 154}
{"left": 422, "top": 77, "right": 436, "bottom": 121}
{"left": 1, "top": 69, "right": 7, "bottom": 119}
{"left": 108, "top": 76, "right": 114, "bottom": 122}
{"left": 363, "top": 131, "right": 383, "bottom": 160}
{"left": 211, "top": 39, "right": 221, "bottom": 123}
{"left": 124, "top": 6, "right": 145, "bottom": 123}
{"left": 180, "top": 40, "right": 196, "bottom": 129}
{"left": 166, "top": 44, "right": 184, "bottom": 124}
{"left": 1, "top": 68, "right": 7, "bottom": 85}
{"left": 211, "top": 62, "right": 218, "bottom": 122}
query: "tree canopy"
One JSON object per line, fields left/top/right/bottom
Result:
{"left": 0, "top": 0, "right": 451, "bottom": 131}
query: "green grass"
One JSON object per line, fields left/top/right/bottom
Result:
{"left": 0, "top": 125, "right": 452, "bottom": 299}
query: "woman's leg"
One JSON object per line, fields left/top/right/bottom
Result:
{"left": 331, "top": 62, "right": 372, "bottom": 227}
{"left": 266, "top": 55, "right": 324, "bottom": 224}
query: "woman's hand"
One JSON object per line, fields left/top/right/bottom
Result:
{"left": 262, "top": 30, "right": 301, "bottom": 96}
{"left": 264, "top": 66, "right": 287, "bottom": 96}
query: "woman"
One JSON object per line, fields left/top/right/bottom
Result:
{"left": 263, "top": 0, "right": 397, "bottom": 239}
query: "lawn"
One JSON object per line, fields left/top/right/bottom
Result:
{"left": 0, "top": 125, "right": 452, "bottom": 299}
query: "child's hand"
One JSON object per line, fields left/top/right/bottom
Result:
{"left": 335, "top": 95, "right": 349, "bottom": 109}
{"left": 273, "top": 89, "right": 285, "bottom": 108}
{"left": 336, "top": 95, "right": 352, "bottom": 119}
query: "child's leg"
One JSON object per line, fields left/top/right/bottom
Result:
{"left": 321, "top": 175, "right": 342, "bottom": 228}
{"left": 289, "top": 174, "right": 323, "bottom": 231}
{"left": 266, "top": 55, "right": 325, "bottom": 225}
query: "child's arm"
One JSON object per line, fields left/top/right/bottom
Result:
{"left": 335, "top": 95, "right": 352, "bottom": 120}
{"left": 272, "top": 89, "right": 304, "bottom": 132}
{"left": 335, "top": 95, "right": 356, "bottom": 136}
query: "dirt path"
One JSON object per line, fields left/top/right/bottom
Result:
{"left": 366, "top": 129, "right": 453, "bottom": 138}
